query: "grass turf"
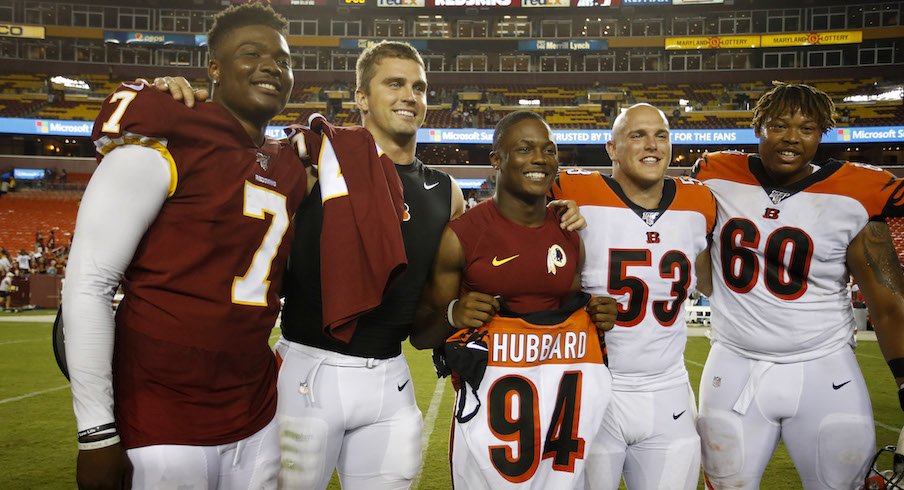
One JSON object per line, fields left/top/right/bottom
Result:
{"left": 1, "top": 315, "right": 899, "bottom": 489}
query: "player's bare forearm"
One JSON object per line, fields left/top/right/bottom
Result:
{"left": 848, "top": 221, "right": 904, "bottom": 385}
{"left": 695, "top": 247, "right": 713, "bottom": 297}
{"left": 412, "top": 226, "right": 467, "bottom": 349}
{"left": 410, "top": 291, "right": 453, "bottom": 350}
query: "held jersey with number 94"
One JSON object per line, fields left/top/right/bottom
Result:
{"left": 91, "top": 84, "right": 307, "bottom": 447}
{"left": 449, "top": 294, "right": 612, "bottom": 489}
{"left": 694, "top": 151, "right": 904, "bottom": 362}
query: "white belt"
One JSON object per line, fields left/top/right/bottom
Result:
{"left": 732, "top": 360, "right": 774, "bottom": 415}
{"left": 284, "top": 340, "right": 395, "bottom": 404}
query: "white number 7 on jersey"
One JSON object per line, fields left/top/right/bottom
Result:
{"left": 232, "top": 181, "right": 290, "bottom": 306}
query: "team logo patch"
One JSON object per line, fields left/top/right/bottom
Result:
{"left": 712, "top": 376, "right": 722, "bottom": 388}
{"left": 641, "top": 211, "right": 660, "bottom": 226}
{"left": 256, "top": 152, "right": 270, "bottom": 171}
{"left": 768, "top": 189, "right": 790, "bottom": 205}
{"left": 546, "top": 244, "right": 567, "bottom": 275}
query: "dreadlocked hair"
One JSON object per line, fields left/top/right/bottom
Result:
{"left": 207, "top": 2, "right": 288, "bottom": 58}
{"left": 752, "top": 81, "right": 836, "bottom": 133}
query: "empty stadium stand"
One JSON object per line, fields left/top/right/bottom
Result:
{"left": 0, "top": 192, "right": 79, "bottom": 254}
{"left": 5, "top": 75, "right": 900, "bottom": 130}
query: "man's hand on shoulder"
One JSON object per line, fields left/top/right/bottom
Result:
{"left": 548, "top": 199, "right": 586, "bottom": 231}
{"left": 142, "top": 76, "right": 209, "bottom": 108}
{"left": 77, "top": 443, "right": 133, "bottom": 490}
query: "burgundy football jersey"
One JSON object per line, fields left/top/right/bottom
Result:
{"left": 92, "top": 84, "right": 307, "bottom": 448}
{"left": 449, "top": 199, "right": 580, "bottom": 313}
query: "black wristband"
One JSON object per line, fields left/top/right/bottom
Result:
{"left": 889, "top": 358, "right": 904, "bottom": 378}
{"left": 77, "top": 422, "right": 117, "bottom": 440}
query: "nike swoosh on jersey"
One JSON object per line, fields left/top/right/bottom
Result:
{"left": 672, "top": 410, "right": 686, "bottom": 420}
{"left": 832, "top": 380, "right": 851, "bottom": 390}
{"left": 492, "top": 255, "right": 520, "bottom": 267}
{"left": 466, "top": 341, "right": 489, "bottom": 352}
{"left": 424, "top": 182, "right": 439, "bottom": 190}
{"left": 398, "top": 379, "right": 410, "bottom": 391}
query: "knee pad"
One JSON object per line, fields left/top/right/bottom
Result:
{"left": 385, "top": 405, "right": 425, "bottom": 480}
{"left": 278, "top": 416, "right": 331, "bottom": 488}
{"left": 697, "top": 411, "right": 744, "bottom": 480}
{"left": 816, "top": 414, "right": 874, "bottom": 490}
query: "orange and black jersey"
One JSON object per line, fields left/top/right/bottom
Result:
{"left": 692, "top": 151, "right": 904, "bottom": 361}
{"left": 550, "top": 169, "right": 715, "bottom": 390}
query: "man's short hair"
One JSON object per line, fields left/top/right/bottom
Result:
{"left": 355, "top": 41, "right": 425, "bottom": 95}
{"left": 492, "top": 111, "right": 549, "bottom": 154}
{"left": 752, "top": 81, "right": 836, "bottom": 133}
{"left": 207, "top": 2, "right": 288, "bottom": 58}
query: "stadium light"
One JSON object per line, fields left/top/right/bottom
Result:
{"left": 50, "top": 76, "right": 89, "bottom": 91}
{"left": 843, "top": 87, "right": 903, "bottom": 103}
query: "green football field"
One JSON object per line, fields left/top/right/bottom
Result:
{"left": 0, "top": 314, "right": 900, "bottom": 489}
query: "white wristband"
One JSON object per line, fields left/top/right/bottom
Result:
{"left": 447, "top": 299, "right": 459, "bottom": 327}
{"left": 77, "top": 435, "right": 121, "bottom": 451}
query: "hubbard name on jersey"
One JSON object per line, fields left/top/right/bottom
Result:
{"left": 693, "top": 151, "right": 904, "bottom": 362}
{"left": 441, "top": 293, "right": 612, "bottom": 490}
{"left": 551, "top": 170, "right": 716, "bottom": 391}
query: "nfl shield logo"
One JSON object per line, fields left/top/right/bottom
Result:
{"left": 641, "top": 211, "right": 660, "bottom": 226}
{"left": 713, "top": 376, "right": 722, "bottom": 388}
{"left": 256, "top": 152, "right": 270, "bottom": 171}
{"left": 768, "top": 190, "right": 790, "bottom": 205}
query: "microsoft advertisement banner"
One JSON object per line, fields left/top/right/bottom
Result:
{"left": 418, "top": 127, "right": 904, "bottom": 145}
{"left": 5, "top": 119, "right": 904, "bottom": 145}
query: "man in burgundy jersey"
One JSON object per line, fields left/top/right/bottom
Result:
{"left": 62, "top": 4, "right": 310, "bottom": 489}
{"left": 152, "top": 46, "right": 590, "bottom": 488}
{"left": 413, "top": 111, "right": 617, "bottom": 488}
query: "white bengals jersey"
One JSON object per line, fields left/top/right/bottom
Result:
{"left": 448, "top": 295, "right": 612, "bottom": 489}
{"left": 551, "top": 170, "right": 716, "bottom": 391}
{"left": 694, "top": 151, "right": 904, "bottom": 362}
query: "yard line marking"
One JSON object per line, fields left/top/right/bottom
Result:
{"left": 413, "top": 377, "right": 447, "bottom": 490}
{"left": 855, "top": 351, "right": 884, "bottom": 361}
{"left": 0, "top": 385, "right": 69, "bottom": 405}
{"left": 0, "top": 339, "right": 42, "bottom": 346}
{"left": 875, "top": 420, "right": 900, "bottom": 434}
{"left": 685, "top": 359, "right": 705, "bottom": 368}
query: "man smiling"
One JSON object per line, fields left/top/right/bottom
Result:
{"left": 694, "top": 82, "right": 904, "bottom": 489}
{"left": 63, "top": 4, "right": 306, "bottom": 488}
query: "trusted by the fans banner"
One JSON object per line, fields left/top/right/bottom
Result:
{"left": 5, "top": 119, "right": 904, "bottom": 145}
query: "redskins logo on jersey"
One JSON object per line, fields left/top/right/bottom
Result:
{"left": 546, "top": 244, "right": 567, "bottom": 275}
